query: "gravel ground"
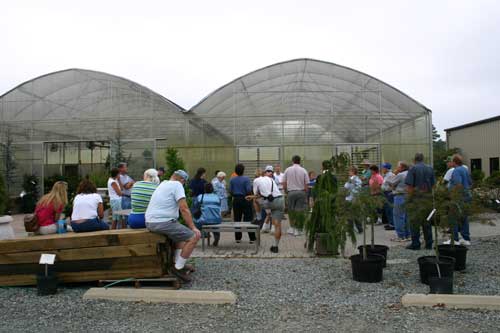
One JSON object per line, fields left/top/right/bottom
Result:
{"left": 1, "top": 237, "right": 500, "bottom": 333}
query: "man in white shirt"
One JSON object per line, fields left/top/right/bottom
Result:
{"left": 274, "top": 164, "right": 284, "bottom": 193}
{"left": 145, "top": 170, "right": 201, "bottom": 282}
{"left": 118, "top": 162, "right": 135, "bottom": 210}
{"left": 282, "top": 155, "right": 309, "bottom": 236}
{"left": 249, "top": 165, "right": 285, "bottom": 253}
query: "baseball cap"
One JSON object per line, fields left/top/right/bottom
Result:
{"left": 174, "top": 170, "right": 189, "bottom": 181}
{"left": 382, "top": 162, "right": 392, "bottom": 170}
{"left": 265, "top": 165, "right": 274, "bottom": 172}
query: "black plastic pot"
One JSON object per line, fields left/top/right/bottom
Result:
{"left": 429, "top": 276, "right": 453, "bottom": 294}
{"left": 315, "top": 233, "right": 337, "bottom": 256}
{"left": 350, "top": 254, "right": 384, "bottom": 283}
{"left": 358, "top": 245, "right": 389, "bottom": 268}
{"left": 36, "top": 273, "right": 58, "bottom": 296}
{"left": 437, "top": 244, "right": 468, "bottom": 271}
{"left": 417, "top": 255, "right": 455, "bottom": 285}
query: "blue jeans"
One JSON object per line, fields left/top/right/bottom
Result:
{"left": 128, "top": 213, "right": 146, "bottom": 229}
{"left": 393, "top": 195, "right": 410, "bottom": 239}
{"left": 383, "top": 191, "right": 394, "bottom": 226}
{"left": 453, "top": 215, "right": 470, "bottom": 241}
{"left": 71, "top": 218, "right": 109, "bottom": 233}
{"left": 121, "top": 196, "right": 131, "bottom": 225}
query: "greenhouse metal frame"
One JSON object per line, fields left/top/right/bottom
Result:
{"left": 0, "top": 58, "right": 432, "bottom": 194}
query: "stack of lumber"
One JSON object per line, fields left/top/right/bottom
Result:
{"left": 0, "top": 229, "right": 172, "bottom": 286}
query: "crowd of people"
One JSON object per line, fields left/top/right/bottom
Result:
{"left": 32, "top": 151, "right": 473, "bottom": 281}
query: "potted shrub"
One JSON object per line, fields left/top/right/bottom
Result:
{"left": 305, "top": 160, "right": 339, "bottom": 255}
{"left": 406, "top": 187, "right": 455, "bottom": 285}
{"left": 349, "top": 188, "right": 386, "bottom": 282}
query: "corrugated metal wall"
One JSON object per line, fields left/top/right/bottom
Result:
{"left": 446, "top": 118, "right": 500, "bottom": 177}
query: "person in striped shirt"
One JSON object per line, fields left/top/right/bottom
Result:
{"left": 129, "top": 169, "right": 160, "bottom": 228}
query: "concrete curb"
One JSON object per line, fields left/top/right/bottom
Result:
{"left": 83, "top": 288, "right": 237, "bottom": 304}
{"left": 402, "top": 293, "right": 500, "bottom": 310}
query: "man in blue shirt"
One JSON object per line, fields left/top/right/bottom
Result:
{"left": 229, "top": 164, "right": 256, "bottom": 243}
{"left": 444, "top": 154, "right": 472, "bottom": 246}
{"left": 405, "top": 153, "right": 436, "bottom": 250}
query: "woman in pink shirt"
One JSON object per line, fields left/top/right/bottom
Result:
{"left": 34, "top": 181, "right": 68, "bottom": 235}
{"left": 369, "top": 165, "right": 384, "bottom": 195}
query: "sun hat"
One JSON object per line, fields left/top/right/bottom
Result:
{"left": 264, "top": 165, "right": 274, "bottom": 172}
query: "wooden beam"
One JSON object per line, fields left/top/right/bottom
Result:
{"left": 0, "top": 243, "right": 158, "bottom": 264}
{"left": 402, "top": 294, "right": 500, "bottom": 310}
{"left": 83, "top": 288, "right": 237, "bottom": 304}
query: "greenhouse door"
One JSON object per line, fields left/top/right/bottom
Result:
{"left": 237, "top": 146, "right": 281, "bottom": 179}
{"left": 334, "top": 144, "right": 381, "bottom": 167}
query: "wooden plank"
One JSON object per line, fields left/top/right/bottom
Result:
{"left": 402, "top": 294, "right": 500, "bottom": 310}
{"left": 0, "top": 268, "right": 164, "bottom": 286}
{"left": 0, "top": 243, "right": 158, "bottom": 264}
{"left": 0, "top": 229, "right": 166, "bottom": 254}
{"left": 0, "top": 255, "right": 162, "bottom": 275}
{"left": 83, "top": 288, "right": 237, "bottom": 304}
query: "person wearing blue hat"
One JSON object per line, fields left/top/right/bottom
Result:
{"left": 381, "top": 162, "right": 395, "bottom": 230}
{"left": 145, "top": 169, "right": 201, "bottom": 282}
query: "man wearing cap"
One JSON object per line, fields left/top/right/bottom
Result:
{"left": 282, "top": 155, "right": 309, "bottom": 236}
{"left": 249, "top": 165, "right": 285, "bottom": 253}
{"left": 381, "top": 162, "right": 395, "bottom": 231}
{"left": 145, "top": 170, "right": 201, "bottom": 282}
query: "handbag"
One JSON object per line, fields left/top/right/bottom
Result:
{"left": 24, "top": 213, "right": 40, "bottom": 232}
{"left": 192, "top": 194, "right": 204, "bottom": 219}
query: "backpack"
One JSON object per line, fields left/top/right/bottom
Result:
{"left": 24, "top": 213, "right": 40, "bottom": 232}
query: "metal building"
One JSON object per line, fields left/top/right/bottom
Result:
{"left": 446, "top": 115, "right": 500, "bottom": 177}
{"left": 0, "top": 58, "right": 432, "bottom": 194}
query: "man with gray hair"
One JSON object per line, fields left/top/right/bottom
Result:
{"left": 405, "top": 153, "right": 436, "bottom": 250}
{"left": 146, "top": 170, "right": 201, "bottom": 282}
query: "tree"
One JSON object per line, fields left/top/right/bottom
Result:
{"left": 432, "top": 124, "right": 456, "bottom": 176}
{"left": 165, "top": 147, "right": 186, "bottom": 179}
{"left": 0, "top": 173, "right": 7, "bottom": 215}
{"left": 106, "top": 129, "right": 131, "bottom": 169}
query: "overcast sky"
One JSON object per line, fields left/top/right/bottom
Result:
{"left": 2, "top": 0, "right": 499, "bottom": 137}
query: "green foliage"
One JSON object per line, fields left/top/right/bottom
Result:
{"left": 0, "top": 173, "right": 7, "bottom": 215}
{"left": 165, "top": 147, "right": 186, "bottom": 179}
{"left": 305, "top": 168, "right": 339, "bottom": 252}
{"left": 471, "top": 169, "right": 485, "bottom": 184}
{"left": 485, "top": 171, "right": 500, "bottom": 187}
{"left": 331, "top": 152, "right": 351, "bottom": 183}
{"left": 1, "top": 129, "right": 16, "bottom": 193}
{"left": 87, "top": 172, "right": 109, "bottom": 188}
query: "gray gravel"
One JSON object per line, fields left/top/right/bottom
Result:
{"left": 1, "top": 237, "right": 500, "bottom": 333}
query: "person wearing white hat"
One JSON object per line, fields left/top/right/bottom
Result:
{"left": 247, "top": 165, "right": 285, "bottom": 253}
{"left": 212, "top": 171, "right": 229, "bottom": 216}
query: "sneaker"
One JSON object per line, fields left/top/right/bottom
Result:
{"left": 460, "top": 239, "right": 471, "bottom": 246}
{"left": 171, "top": 267, "right": 192, "bottom": 282}
{"left": 270, "top": 246, "right": 279, "bottom": 253}
{"left": 235, "top": 240, "right": 241, "bottom": 243}
{"left": 249, "top": 240, "right": 255, "bottom": 244}
{"left": 384, "top": 225, "right": 395, "bottom": 231}
{"left": 293, "top": 229, "right": 301, "bottom": 236}
{"left": 443, "top": 239, "right": 459, "bottom": 245}
{"left": 287, "top": 227, "right": 295, "bottom": 235}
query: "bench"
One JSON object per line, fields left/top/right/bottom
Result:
{"left": 201, "top": 222, "right": 261, "bottom": 253}
{"left": 0, "top": 229, "right": 174, "bottom": 286}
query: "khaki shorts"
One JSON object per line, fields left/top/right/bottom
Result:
{"left": 146, "top": 220, "right": 194, "bottom": 243}
{"left": 287, "top": 190, "right": 307, "bottom": 212}
{"left": 259, "top": 196, "right": 285, "bottom": 221}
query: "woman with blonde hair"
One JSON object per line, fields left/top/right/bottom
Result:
{"left": 129, "top": 168, "right": 161, "bottom": 228}
{"left": 35, "top": 181, "right": 68, "bottom": 235}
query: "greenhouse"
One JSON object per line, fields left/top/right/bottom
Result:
{"left": 0, "top": 58, "right": 432, "bottom": 195}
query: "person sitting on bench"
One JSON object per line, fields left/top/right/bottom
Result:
{"left": 71, "top": 179, "right": 109, "bottom": 233}
{"left": 193, "top": 182, "right": 222, "bottom": 246}
{"left": 145, "top": 170, "right": 201, "bottom": 282}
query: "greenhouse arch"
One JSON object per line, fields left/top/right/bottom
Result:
{"left": 0, "top": 59, "right": 431, "bottom": 194}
